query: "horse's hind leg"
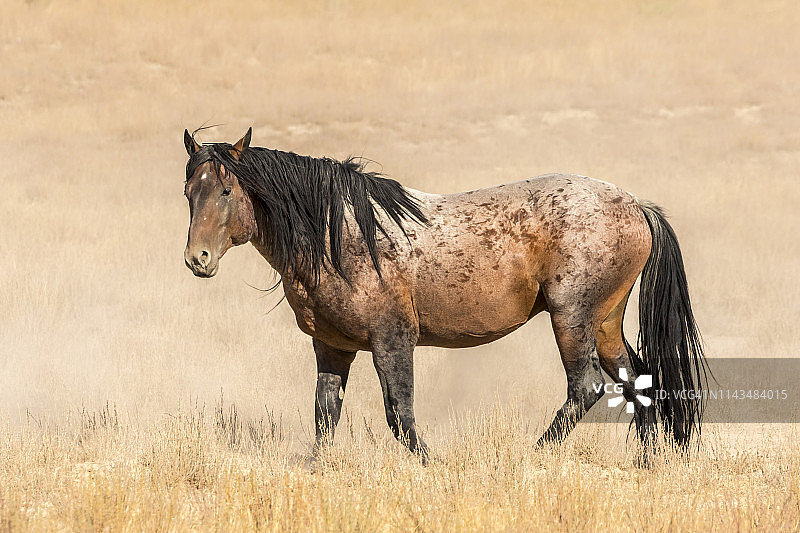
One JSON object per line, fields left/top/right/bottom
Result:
{"left": 313, "top": 339, "right": 356, "bottom": 453}
{"left": 536, "top": 308, "right": 606, "bottom": 446}
{"left": 597, "top": 292, "right": 657, "bottom": 457}
{"left": 371, "top": 321, "right": 429, "bottom": 462}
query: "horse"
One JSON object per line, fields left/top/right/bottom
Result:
{"left": 182, "top": 127, "right": 707, "bottom": 462}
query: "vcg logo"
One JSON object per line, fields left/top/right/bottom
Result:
{"left": 592, "top": 368, "right": 652, "bottom": 413}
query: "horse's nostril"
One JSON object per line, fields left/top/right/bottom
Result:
{"left": 199, "top": 250, "right": 210, "bottom": 263}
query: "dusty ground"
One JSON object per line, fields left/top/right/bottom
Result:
{"left": 1, "top": 0, "right": 799, "bottom": 530}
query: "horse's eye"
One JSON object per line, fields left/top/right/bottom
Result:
{"left": 222, "top": 187, "right": 232, "bottom": 196}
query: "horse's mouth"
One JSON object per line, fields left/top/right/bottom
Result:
{"left": 192, "top": 267, "right": 217, "bottom": 278}
{"left": 185, "top": 260, "right": 219, "bottom": 278}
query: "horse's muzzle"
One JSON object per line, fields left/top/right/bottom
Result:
{"left": 184, "top": 248, "right": 219, "bottom": 278}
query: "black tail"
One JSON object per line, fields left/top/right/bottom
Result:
{"left": 632, "top": 201, "right": 708, "bottom": 448}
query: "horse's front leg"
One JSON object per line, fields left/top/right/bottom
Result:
{"left": 371, "top": 323, "right": 429, "bottom": 463}
{"left": 313, "top": 339, "right": 356, "bottom": 454}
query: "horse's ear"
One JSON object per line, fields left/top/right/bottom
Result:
{"left": 230, "top": 127, "right": 252, "bottom": 160}
{"left": 184, "top": 129, "right": 200, "bottom": 155}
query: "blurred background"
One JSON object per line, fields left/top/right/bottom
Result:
{"left": 1, "top": 0, "right": 798, "bottom": 446}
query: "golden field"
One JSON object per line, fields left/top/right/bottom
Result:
{"left": 1, "top": 0, "right": 799, "bottom": 530}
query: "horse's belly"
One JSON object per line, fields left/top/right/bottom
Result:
{"left": 414, "top": 277, "right": 541, "bottom": 348}
{"left": 416, "top": 320, "right": 529, "bottom": 348}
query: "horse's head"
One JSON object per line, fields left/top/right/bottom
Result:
{"left": 183, "top": 128, "right": 256, "bottom": 278}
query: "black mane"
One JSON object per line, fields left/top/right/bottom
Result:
{"left": 186, "top": 143, "right": 428, "bottom": 285}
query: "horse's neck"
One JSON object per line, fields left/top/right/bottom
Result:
{"left": 247, "top": 197, "right": 319, "bottom": 283}
{"left": 248, "top": 199, "right": 282, "bottom": 271}
{"left": 248, "top": 194, "right": 365, "bottom": 288}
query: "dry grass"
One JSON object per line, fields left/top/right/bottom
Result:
{"left": 1, "top": 0, "right": 799, "bottom": 530}
{"left": 3, "top": 402, "right": 800, "bottom": 531}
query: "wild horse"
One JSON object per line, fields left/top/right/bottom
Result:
{"left": 182, "top": 128, "right": 706, "bottom": 461}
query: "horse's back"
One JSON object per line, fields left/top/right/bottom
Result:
{"left": 408, "top": 174, "right": 651, "bottom": 347}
